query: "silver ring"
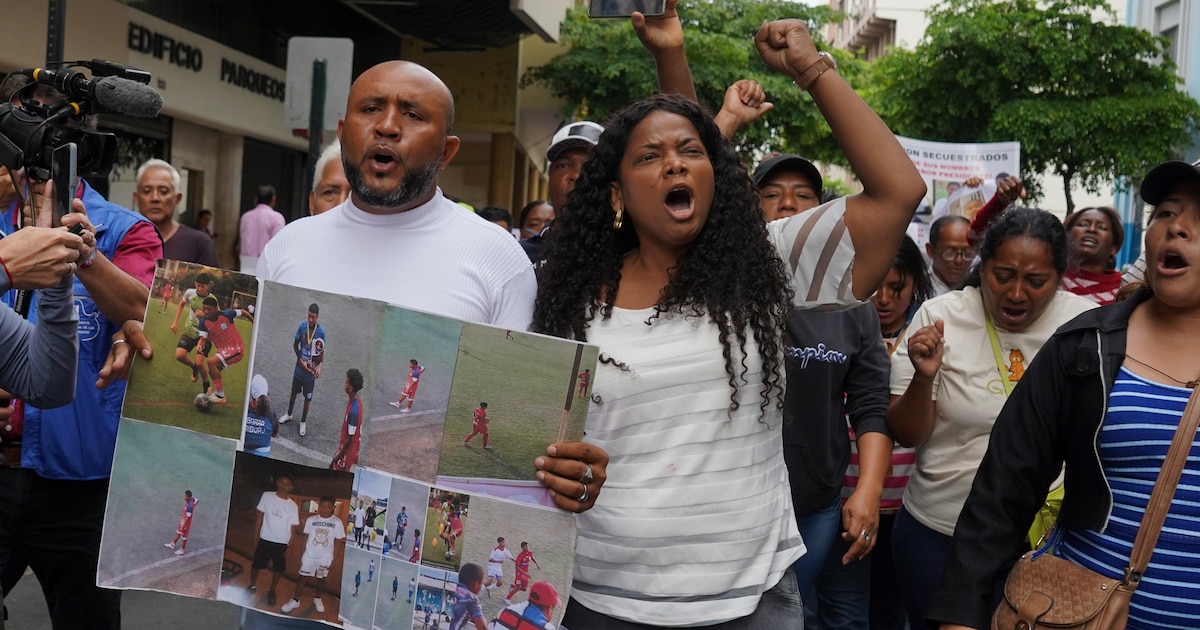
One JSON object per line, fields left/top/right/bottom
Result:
{"left": 111, "top": 339, "right": 127, "bottom": 346}
{"left": 577, "top": 483, "right": 589, "bottom": 503}
{"left": 580, "top": 463, "right": 594, "bottom": 485}
{"left": 67, "top": 261, "right": 77, "bottom": 274}
{"left": 860, "top": 529, "right": 871, "bottom": 542}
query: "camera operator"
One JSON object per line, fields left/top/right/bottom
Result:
{"left": 0, "top": 74, "right": 163, "bottom": 630}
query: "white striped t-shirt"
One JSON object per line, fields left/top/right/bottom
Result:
{"left": 571, "top": 197, "right": 858, "bottom": 625}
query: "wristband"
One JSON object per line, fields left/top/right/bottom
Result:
{"left": 79, "top": 248, "right": 97, "bottom": 269}
{"left": 793, "top": 51, "right": 838, "bottom": 92}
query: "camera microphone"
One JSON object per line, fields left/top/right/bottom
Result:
{"left": 92, "top": 76, "right": 163, "bottom": 117}
{"left": 31, "top": 68, "right": 163, "bottom": 118}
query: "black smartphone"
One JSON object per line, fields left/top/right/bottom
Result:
{"left": 51, "top": 142, "right": 78, "bottom": 228}
{"left": 587, "top": 0, "right": 666, "bottom": 18}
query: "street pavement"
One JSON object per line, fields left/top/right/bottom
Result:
{"left": 5, "top": 568, "right": 240, "bottom": 629}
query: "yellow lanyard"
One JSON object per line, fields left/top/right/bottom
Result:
{"left": 885, "top": 327, "right": 908, "bottom": 357}
{"left": 984, "top": 309, "right": 1015, "bottom": 397}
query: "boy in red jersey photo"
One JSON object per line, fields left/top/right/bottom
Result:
{"left": 462, "top": 402, "right": 491, "bottom": 449}
{"left": 197, "top": 296, "right": 254, "bottom": 404}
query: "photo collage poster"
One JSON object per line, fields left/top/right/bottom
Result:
{"left": 100, "top": 262, "right": 596, "bottom": 629}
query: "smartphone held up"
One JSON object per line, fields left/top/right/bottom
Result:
{"left": 588, "top": 0, "right": 666, "bottom": 18}
{"left": 51, "top": 142, "right": 78, "bottom": 228}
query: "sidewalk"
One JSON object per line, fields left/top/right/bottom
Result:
{"left": 5, "top": 568, "right": 240, "bottom": 629}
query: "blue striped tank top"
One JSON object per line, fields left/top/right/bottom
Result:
{"left": 1057, "top": 366, "right": 1200, "bottom": 629}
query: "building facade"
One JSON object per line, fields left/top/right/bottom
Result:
{"left": 1116, "top": 0, "right": 1200, "bottom": 266}
{"left": 0, "top": 0, "right": 572, "bottom": 268}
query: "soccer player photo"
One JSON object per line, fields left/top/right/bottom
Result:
{"left": 461, "top": 402, "right": 490, "bottom": 449}
{"left": 387, "top": 476, "right": 431, "bottom": 561}
{"left": 434, "top": 323, "right": 597, "bottom": 507}
{"left": 98, "top": 418, "right": 236, "bottom": 599}
{"left": 248, "top": 282, "right": 384, "bottom": 470}
{"left": 330, "top": 368, "right": 365, "bottom": 472}
{"left": 370, "top": 557, "right": 421, "bottom": 630}
{"left": 339, "top": 545, "right": 383, "bottom": 628}
{"left": 171, "top": 271, "right": 215, "bottom": 396}
{"left": 390, "top": 359, "right": 426, "bottom": 412}
{"left": 423, "top": 489, "right": 469, "bottom": 572}
{"left": 364, "top": 307, "right": 462, "bottom": 482}
{"left": 163, "top": 490, "right": 199, "bottom": 555}
{"left": 197, "top": 296, "right": 254, "bottom": 405}
{"left": 279, "top": 303, "right": 326, "bottom": 438}
{"left": 123, "top": 262, "right": 258, "bottom": 439}
{"left": 454, "top": 493, "right": 575, "bottom": 627}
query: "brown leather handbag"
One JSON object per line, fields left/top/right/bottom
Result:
{"left": 992, "top": 384, "right": 1200, "bottom": 630}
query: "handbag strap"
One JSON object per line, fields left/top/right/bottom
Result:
{"left": 1123, "top": 382, "right": 1200, "bottom": 586}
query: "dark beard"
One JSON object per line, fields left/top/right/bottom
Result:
{"left": 343, "top": 154, "right": 441, "bottom": 210}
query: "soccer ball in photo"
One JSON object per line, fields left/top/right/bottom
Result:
{"left": 444, "top": 550, "right": 452, "bottom": 560}
{"left": 194, "top": 393, "right": 213, "bottom": 413}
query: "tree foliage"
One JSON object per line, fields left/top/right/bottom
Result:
{"left": 868, "top": 0, "right": 1200, "bottom": 211}
{"left": 521, "top": 1, "right": 862, "bottom": 164}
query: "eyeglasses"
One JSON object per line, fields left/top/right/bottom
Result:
{"left": 937, "top": 247, "right": 978, "bottom": 262}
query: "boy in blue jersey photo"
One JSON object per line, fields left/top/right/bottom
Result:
{"left": 280, "top": 303, "right": 326, "bottom": 437}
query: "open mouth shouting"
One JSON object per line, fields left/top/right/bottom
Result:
{"left": 1158, "top": 248, "right": 1190, "bottom": 277}
{"left": 665, "top": 185, "right": 695, "bottom": 221}
{"left": 368, "top": 145, "right": 399, "bottom": 174}
{"left": 996, "top": 304, "right": 1030, "bottom": 328}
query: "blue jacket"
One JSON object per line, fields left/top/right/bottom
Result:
{"left": 4, "top": 181, "right": 160, "bottom": 479}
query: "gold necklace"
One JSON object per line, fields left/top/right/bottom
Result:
{"left": 1126, "top": 355, "right": 1200, "bottom": 389}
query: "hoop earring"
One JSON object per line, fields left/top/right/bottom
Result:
{"left": 613, "top": 207, "right": 624, "bottom": 230}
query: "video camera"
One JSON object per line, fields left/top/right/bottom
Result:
{"left": 0, "top": 59, "right": 163, "bottom": 180}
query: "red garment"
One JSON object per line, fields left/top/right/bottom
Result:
{"left": 965, "top": 195, "right": 1008, "bottom": 247}
{"left": 1060, "top": 268, "right": 1121, "bottom": 306}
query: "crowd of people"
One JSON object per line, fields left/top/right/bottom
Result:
{"left": 0, "top": 1, "right": 1196, "bottom": 629}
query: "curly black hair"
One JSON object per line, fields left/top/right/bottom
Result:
{"left": 531, "top": 94, "right": 793, "bottom": 418}
{"left": 965, "top": 206, "right": 1069, "bottom": 288}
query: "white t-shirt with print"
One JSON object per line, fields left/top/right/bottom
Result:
{"left": 302, "top": 513, "right": 346, "bottom": 564}
{"left": 890, "top": 287, "right": 1095, "bottom": 535}
{"left": 257, "top": 492, "right": 300, "bottom": 544}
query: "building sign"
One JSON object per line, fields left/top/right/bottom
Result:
{"left": 127, "top": 23, "right": 203, "bottom": 72}
{"left": 127, "top": 21, "right": 286, "bottom": 102}
{"left": 220, "top": 59, "right": 286, "bottom": 101}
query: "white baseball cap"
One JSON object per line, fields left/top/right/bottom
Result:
{"left": 546, "top": 121, "right": 604, "bottom": 164}
{"left": 250, "top": 374, "right": 268, "bottom": 399}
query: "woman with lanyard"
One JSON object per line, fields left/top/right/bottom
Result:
{"left": 885, "top": 208, "right": 1095, "bottom": 629}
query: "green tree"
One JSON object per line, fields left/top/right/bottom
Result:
{"left": 521, "top": 1, "right": 864, "bottom": 164}
{"left": 868, "top": 0, "right": 1200, "bottom": 212}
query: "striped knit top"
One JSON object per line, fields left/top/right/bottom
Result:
{"left": 1057, "top": 366, "right": 1200, "bottom": 629}
{"left": 571, "top": 197, "right": 857, "bottom": 625}
{"left": 1059, "top": 268, "right": 1122, "bottom": 306}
